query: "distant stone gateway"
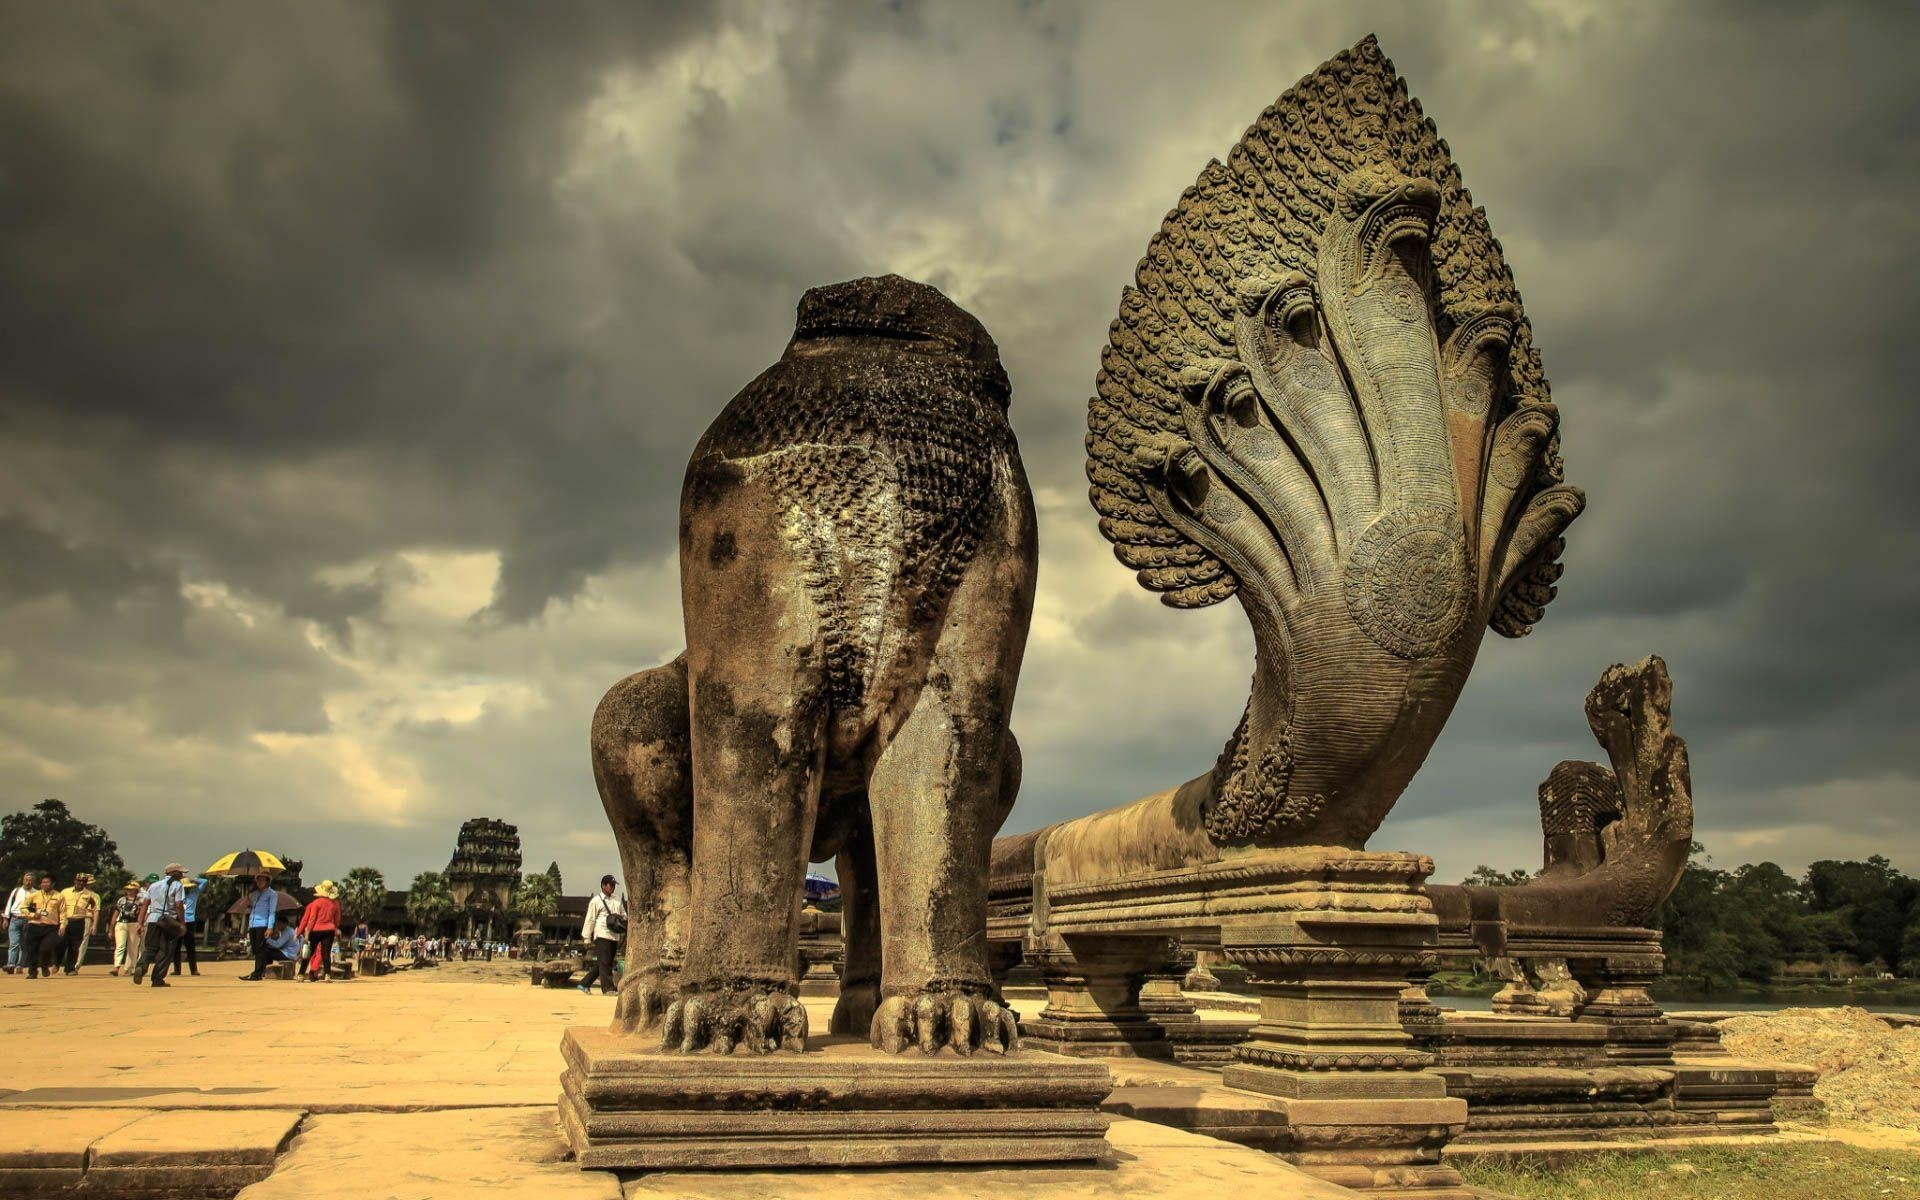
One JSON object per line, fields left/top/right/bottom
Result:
{"left": 445, "top": 817, "right": 522, "bottom": 919}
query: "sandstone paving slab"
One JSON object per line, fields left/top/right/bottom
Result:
{"left": 235, "top": 1108, "right": 622, "bottom": 1200}
{"left": 0, "top": 1107, "right": 151, "bottom": 1169}
{"left": 92, "top": 1108, "right": 304, "bottom": 1167}
{"left": 86, "top": 1108, "right": 303, "bottom": 1194}
{"left": 622, "top": 1116, "right": 1360, "bottom": 1199}
{"left": 0, "top": 974, "right": 589, "bottom": 1110}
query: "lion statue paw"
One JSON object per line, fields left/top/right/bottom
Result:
{"left": 870, "top": 988, "right": 1018, "bottom": 1055}
{"left": 660, "top": 982, "right": 808, "bottom": 1054}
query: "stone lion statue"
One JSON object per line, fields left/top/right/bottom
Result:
{"left": 591, "top": 275, "right": 1035, "bottom": 1055}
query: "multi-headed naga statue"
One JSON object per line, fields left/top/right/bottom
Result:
{"left": 1017, "top": 36, "right": 1586, "bottom": 882}
{"left": 592, "top": 275, "right": 1033, "bottom": 1055}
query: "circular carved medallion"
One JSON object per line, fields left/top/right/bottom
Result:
{"left": 1385, "top": 277, "right": 1424, "bottom": 324}
{"left": 1289, "top": 351, "right": 1338, "bottom": 391}
{"left": 1343, "top": 504, "right": 1471, "bottom": 659}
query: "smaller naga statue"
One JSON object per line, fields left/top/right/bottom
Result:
{"left": 591, "top": 275, "right": 1034, "bottom": 1055}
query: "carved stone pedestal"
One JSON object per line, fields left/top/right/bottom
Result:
{"left": 796, "top": 957, "right": 841, "bottom": 999}
{"left": 1570, "top": 934, "right": 1674, "bottom": 1064}
{"left": 1020, "top": 935, "right": 1172, "bottom": 1059}
{"left": 1216, "top": 858, "right": 1470, "bottom": 1199}
{"left": 559, "top": 1028, "right": 1113, "bottom": 1169}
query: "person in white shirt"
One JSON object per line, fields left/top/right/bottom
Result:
{"left": 577, "top": 874, "right": 625, "bottom": 996}
{"left": 3, "top": 871, "right": 35, "bottom": 975}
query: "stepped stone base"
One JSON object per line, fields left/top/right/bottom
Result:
{"left": 1018, "top": 1015, "right": 1173, "bottom": 1059}
{"left": 558, "top": 1027, "right": 1113, "bottom": 1170}
{"left": 1436, "top": 1057, "right": 1799, "bottom": 1147}
{"left": 1157, "top": 1016, "right": 1256, "bottom": 1066}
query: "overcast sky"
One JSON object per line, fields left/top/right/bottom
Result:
{"left": 2, "top": 1, "right": 1916, "bottom": 896}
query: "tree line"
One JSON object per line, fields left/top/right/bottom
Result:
{"left": 1468, "top": 844, "right": 1920, "bottom": 990}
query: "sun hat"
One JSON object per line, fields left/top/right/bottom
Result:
{"left": 183, "top": 877, "right": 200, "bottom": 890}
{"left": 122, "top": 881, "right": 139, "bottom": 892}
{"left": 314, "top": 880, "right": 339, "bottom": 899}
{"left": 163, "top": 862, "right": 185, "bottom": 875}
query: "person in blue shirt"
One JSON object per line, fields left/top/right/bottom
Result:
{"left": 129, "top": 863, "right": 188, "bottom": 988}
{"left": 264, "top": 915, "right": 301, "bottom": 964}
{"left": 170, "top": 877, "right": 202, "bottom": 977}
{"left": 240, "top": 872, "right": 280, "bottom": 981}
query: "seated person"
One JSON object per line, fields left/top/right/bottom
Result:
{"left": 264, "top": 916, "right": 302, "bottom": 964}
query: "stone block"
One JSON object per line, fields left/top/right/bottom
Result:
{"left": 0, "top": 1107, "right": 300, "bottom": 1197}
{"left": 0, "top": 1108, "right": 150, "bottom": 1190}
{"left": 558, "top": 1027, "right": 1112, "bottom": 1170}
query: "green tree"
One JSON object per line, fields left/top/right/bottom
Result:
{"left": 1900, "top": 920, "right": 1920, "bottom": 978}
{"left": 1802, "top": 856, "right": 1918, "bottom": 971}
{"left": 0, "top": 799, "right": 127, "bottom": 887}
{"left": 1657, "top": 843, "right": 1742, "bottom": 989}
{"left": 513, "top": 871, "right": 560, "bottom": 927}
{"left": 1462, "top": 865, "right": 1532, "bottom": 887}
{"left": 405, "top": 871, "right": 453, "bottom": 933}
{"left": 339, "top": 867, "right": 387, "bottom": 928}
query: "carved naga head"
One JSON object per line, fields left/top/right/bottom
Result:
{"left": 1086, "top": 37, "right": 1584, "bottom": 849}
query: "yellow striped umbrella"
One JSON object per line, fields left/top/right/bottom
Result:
{"left": 203, "top": 849, "right": 288, "bottom": 878}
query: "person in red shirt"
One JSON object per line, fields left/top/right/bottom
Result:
{"left": 297, "top": 880, "right": 342, "bottom": 982}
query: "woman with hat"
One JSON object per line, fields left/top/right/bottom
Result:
{"left": 297, "top": 879, "right": 343, "bottom": 982}
{"left": 109, "top": 880, "right": 143, "bottom": 976}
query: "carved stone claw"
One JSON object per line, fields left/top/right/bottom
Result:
{"left": 660, "top": 983, "right": 808, "bottom": 1054}
{"left": 610, "top": 964, "right": 679, "bottom": 1036}
{"left": 870, "top": 990, "right": 1019, "bottom": 1056}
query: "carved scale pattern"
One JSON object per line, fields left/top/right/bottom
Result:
{"left": 1085, "top": 35, "right": 1565, "bottom": 632}
{"left": 698, "top": 354, "right": 1015, "bottom": 709}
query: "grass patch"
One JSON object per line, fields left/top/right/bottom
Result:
{"left": 1458, "top": 1142, "right": 1920, "bottom": 1198}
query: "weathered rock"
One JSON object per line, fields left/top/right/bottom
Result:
{"left": 559, "top": 1029, "right": 1110, "bottom": 1169}
{"left": 1012, "top": 31, "right": 1581, "bottom": 883}
{"left": 589, "top": 274, "right": 1037, "bottom": 1056}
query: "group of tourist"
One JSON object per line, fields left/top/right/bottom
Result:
{"left": 7, "top": 861, "right": 631, "bottom": 990}
{"left": 3, "top": 870, "right": 104, "bottom": 978}
{"left": 1, "top": 862, "right": 198, "bottom": 986}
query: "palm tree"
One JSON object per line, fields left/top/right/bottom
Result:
{"left": 405, "top": 871, "right": 453, "bottom": 934}
{"left": 512, "top": 871, "right": 560, "bottom": 932}
{"left": 339, "top": 867, "right": 386, "bottom": 929}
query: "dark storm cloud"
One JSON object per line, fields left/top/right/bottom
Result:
{"left": 1, "top": 0, "right": 1917, "bottom": 889}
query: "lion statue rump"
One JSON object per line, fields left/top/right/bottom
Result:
{"left": 591, "top": 274, "right": 1036, "bottom": 1056}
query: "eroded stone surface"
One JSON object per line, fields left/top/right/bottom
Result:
{"left": 235, "top": 1108, "right": 622, "bottom": 1200}
{"left": 622, "top": 1116, "right": 1360, "bottom": 1199}
{"left": 0, "top": 1107, "right": 149, "bottom": 1169}
{"left": 560, "top": 1028, "right": 1111, "bottom": 1169}
{"left": 591, "top": 275, "right": 1038, "bottom": 1053}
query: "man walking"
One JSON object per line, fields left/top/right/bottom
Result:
{"left": 576, "top": 874, "right": 625, "bottom": 996}
{"left": 240, "top": 872, "right": 279, "bottom": 981}
{"left": 3, "top": 871, "right": 34, "bottom": 974}
{"left": 110, "top": 881, "right": 142, "bottom": 975}
{"left": 130, "top": 864, "right": 188, "bottom": 987}
{"left": 59, "top": 872, "right": 99, "bottom": 974}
